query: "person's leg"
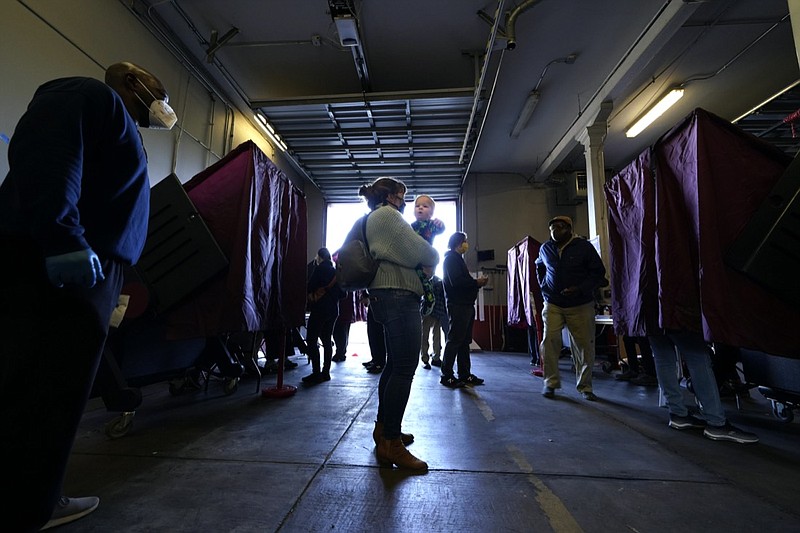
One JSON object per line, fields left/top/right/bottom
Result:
{"left": 304, "top": 313, "right": 322, "bottom": 374}
{"left": 431, "top": 317, "right": 442, "bottom": 358}
{"left": 648, "top": 334, "right": 690, "bottom": 417}
{"left": 442, "top": 305, "right": 470, "bottom": 380}
{"left": 564, "top": 302, "right": 597, "bottom": 393}
{"left": 332, "top": 319, "right": 347, "bottom": 358}
{"left": 541, "top": 302, "right": 566, "bottom": 390}
{"left": 456, "top": 306, "right": 476, "bottom": 380}
{"left": 420, "top": 315, "right": 433, "bottom": 364}
{"left": 366, "top": 307, "right": 386, "bottom": 366}
{"left": 667, "top": 331, "right": 726, "bottom": 427}
{"left": 637, "top": 336, "right": 657, "bottom": 376}
{"left": 368, "top": 289, "right": 421, "bottom": 439}
{"left": 1, "top": 241, "right": 122, "bottom": 532}
{"left": 320, "top": 314, "right": 337, "bottom": 375}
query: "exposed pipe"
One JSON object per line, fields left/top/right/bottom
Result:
{"left": 458, "top": 0, "right": 506, "bottom": 165}
{"left": 505, "top": 0, "right": 546, "bottom": 50}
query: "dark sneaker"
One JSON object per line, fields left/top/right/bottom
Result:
{"left": 362, "top": 360, "right": 374, "bottom": 367}
{"left": 332, "top": 354, "right": 346, "bottom": 362}
{"left": 462, "top": 374, "right": 484, "bottom": 386}
{"left": 581, "top": 391, "right": 598, "bottom": 401}
{"left": 703, "top": 423, "right": 759, "bottom": 444}
{"left": 41, "top": 496, "right": 100, "bottom": 530}
{"left": 431, "top": 357, "right": 442, "bottom": 367}
{"left": 284, "top": 359, "right": 299, "bottom": 369}
{"left": 367, "top": 364, "right": 384, "bottom": 374}
{"left": 422, "top": 362, "right": 432, "bottom": 370}
{"left": 440, "top": 376, "right": 465, "bottom": 388}
{"left": 542, "top": 384, "right": 555, "bottom": 398}
{"left": 669, "top": 413, "right": 707, "bottom": 430}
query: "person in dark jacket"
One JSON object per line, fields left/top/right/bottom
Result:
{"left": 536, "top": 216, "right": 607, "bottom": 401}
{"left": 440, "top": 232, "right": 489, "bottom": 388}
{"left": 0, "top": 62, "right": 175, "bottom": 531}
{"left": 303, "top": 247, "right": 343, "bottom": 384}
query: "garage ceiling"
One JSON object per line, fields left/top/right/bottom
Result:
{"left": 128, "top": 0, "right": 799, "bottom": 202}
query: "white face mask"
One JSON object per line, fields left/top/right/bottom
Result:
{"left": 135, "top": 79, "right": 178, "bottom": 130}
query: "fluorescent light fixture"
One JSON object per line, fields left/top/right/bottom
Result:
{"left": 625, "top": 88, "right": 684, "bottom": 138}
{"left": 733, "top": 79, "right": 800, "bottom": 123}
{"left": 510, "top": 90, "right": 540, "bottom": 138}
{"left": 254, "top": 114, "right": 286, "bottom": 152}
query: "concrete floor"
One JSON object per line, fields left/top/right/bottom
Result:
{"left": 61, "top": 325, "right": 800, "bottom": 532}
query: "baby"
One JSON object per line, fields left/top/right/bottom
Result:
{"left": 411, "top": 194, "right": 445, "bottom": 316}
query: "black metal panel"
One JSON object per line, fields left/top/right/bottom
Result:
{"left": 135, "top": 174, "right": 228, "bottom": 314}
{"left": 726, "top": 153, "right": 800, "bottom": 309}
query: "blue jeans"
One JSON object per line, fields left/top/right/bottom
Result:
{"left": 369, "top": 289, "right": 421, "bottom": 440}
{"left": 648, "top": 331, "right": 726, "bottom": 427}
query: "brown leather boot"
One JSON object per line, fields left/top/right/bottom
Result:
{"left": 376, "top": 437, "right": 428, "bottom": 471}
{"left": 372, "top": 422, "right": 414, "bottom": 446}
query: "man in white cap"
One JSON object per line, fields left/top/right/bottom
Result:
{"left": 536, "top": 216, "right": 607, "bottom": 400}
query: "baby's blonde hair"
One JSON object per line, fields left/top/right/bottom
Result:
{"left": 414, "top": 194, "right": 436, "bottom": 209}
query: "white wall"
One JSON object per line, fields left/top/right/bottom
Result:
{"left": 461, "top": 172, "right": 590, "bottom": 307}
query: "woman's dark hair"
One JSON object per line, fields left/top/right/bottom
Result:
{"left": 448, "top": 232, "right": 467, "bottom": 251}
{"left": 358, "top": 177, "right": 407, "bottom": 210}
{"left": 317, "top": 247, "right": 331, "bottom": 261}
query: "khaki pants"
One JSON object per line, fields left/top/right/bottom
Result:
{"left": 421, "top": 314, "right": 442, "bottom": 363}
{"left": 540, "top": 301, "right": 596, "bottom": 392}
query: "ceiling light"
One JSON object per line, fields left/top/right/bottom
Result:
{"left": 254, "top": 114, "right": 286, "bottom": 152}
{"left": 510, "top": 90, "right": 540, "bottom": 138}
{"left": 625, "top": 87, "right": 685, "bottom": 138}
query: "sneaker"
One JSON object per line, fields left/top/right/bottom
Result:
{"left": 440, "top": 376, "right": 465, "bottom": 388}
{"left": 367, "top": 364, "right": 384, "bottom": 374}
{"left": 542, "top": 384, "right": 555, "bottom": 398}
{"left": 669, "top": 413, "right": 707, "bottom": 430}
{"left": 431, "top": 357, "right": 442, "bottom": 367}
{"left": 362, "top": 360, "right": 374, "bottom": 367}
{"left": 703, "top": 423, "right": 759, "bottom": 444}
{"left": 284, "top": 359, "right": 299, "bottom": 369}
{"left": 331, "top": 354, "right": 346, "bottom": 362}
{"left": 41, "top": 496, "right": 100, "bottom": 530}
{"left": 462, "top": 374, "right": 484, "bottom": 386}
{"left": 422, "top": 362, "right": 432, "bottom": 370}
{"left": 581, "top": 391, "right": 598, "bottom": 401}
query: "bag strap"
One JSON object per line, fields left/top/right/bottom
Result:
{"left": 360, "top": 213, "right": 371, "bottom": 251}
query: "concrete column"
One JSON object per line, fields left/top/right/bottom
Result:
{"left": 575, "top": 107, "right": 611, "bottom": 299}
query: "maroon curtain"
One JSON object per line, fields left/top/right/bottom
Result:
{"left": 655, "top": 109, "right": 798, "bottom": 356}
{"left": 606, "top": 108, "right": 799, "bottom": 357}
{"left": 507, "top": 236, "right": 544, "bottom": 340}
{"left": 164, "top": 141, "right": 307, "bottom": 338}
{"left": 605, "top": 149, "right": 659, "bottom": 337}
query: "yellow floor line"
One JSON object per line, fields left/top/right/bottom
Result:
{"left": 508, "top": 445, "right": 584, "bottom": 533}
{"left": 463, "top": 387, "right": 495, "bottom": 421}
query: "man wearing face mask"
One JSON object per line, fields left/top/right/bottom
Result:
{"left": 0, "top": 62, "right": 176, "bottom": 531}
{"left": 536, "top": 216, "right": 607, "bottom": 401}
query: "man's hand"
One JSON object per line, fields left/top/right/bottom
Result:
{"left": 560, "top": 286, "right": 579, "bottom": 296}
{"left": 45, "top": 249, "right": 105, "bottom": 288}
{"left": 477, "top": 276, "right": 490, "bottom": 287}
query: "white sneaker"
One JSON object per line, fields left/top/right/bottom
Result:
{"left": 41, "top": 496, "right": 99, "bottom": 530}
